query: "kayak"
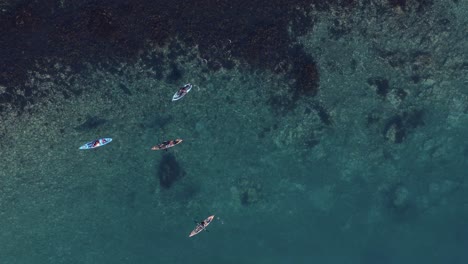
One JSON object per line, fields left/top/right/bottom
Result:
{"left": 189, "top": 215, "right": 215, "bottom": 237}
{"left": 151, "top": 139, "right": 183, "bottom": 151}
{"left": 172, "top": 83, "right": 192, "bottom": 101}
{"left": 79, "top": 138, "right": 112, "bottom": 150}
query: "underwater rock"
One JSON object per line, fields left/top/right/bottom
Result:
{"left": 0, "top": 93, "right": 13, "bottom": 104}
{"left": 166, "top": 64, "right": 183, "bottom": 83}
{"left": 240, "top": 187, "right": 260, "bottom": 206}
{"left": 386, "top": 88, "right": 408, "bottom": 108}
{"left": 393, "top": 185, "right": 409, "bottom": 208}
{"left": 311, "top": 103, "right": 332, "bottom": 126}
{"left": 383, "top": 110, "right": 425, "bottom": 143}
{"left": 238, "top": 176, "right": 263, "bottom": 206}
{"left": 273, "top": 105, "right": 324, "bottom": 149}
{"left": 2, "top": 0, "right": 349, "bottom": 116}
{"left": 383, "top": 116, "right": 405, "bottom": 143}
{"left": 289, "top": 45, "right": 320, "bottom": 98}
{"left": 388, "top": 0, "right": 434, "bottom": 12}
{"left": 383, "top": 183, "right": 415, "bottom": 221}
{"left": 74, "top": 115, "right": 107, "bottom": 131}
{"left": 367, "top": 77, "right": 390, "bottom": 97}
{"left": 388, "top": 0, "right": 407, "bottom": 9}
{"left": 158, "top": 153, "right": 184, "bottom": 189}
{"left": 118, "top": 83, "right": 132, "bottom": 95}
{"left": 268, "top": 95, "right": 296, "bottom": 115}
{"left": 366, "top": 112, "right": 381, "bottom": 126}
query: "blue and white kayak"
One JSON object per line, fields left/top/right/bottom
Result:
{"left": 79, "top": 138, "right": 112, "bottom": 150}
{"left": 172, "top": 83, "right": 192, "bottom": 101}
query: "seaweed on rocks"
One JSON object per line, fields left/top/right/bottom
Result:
{"left": 388, "top": 0, "right": 407, "bottom": 9}
{"left": 238, "top": 175, "right": 263, "bottom": 206}
{"left": 0, "top": 0, "right": 359, "bottom": 116}
{"left": 74, "top": 115, "right": 107, "bottom": 131}
{"left": 383, "top": 110, "right": 425, "bottom": 143}
{"left": 367, "top": 77, "right": 390, "bottom": 97}
{"left": 366, "top": 112, "right": 381, "bottom": 127}
{"left": 267, "top": 45, "right": 320, "bottom": 115}
{"left": 118, "top": 83, "right": 132, "bottom": 96}
{"left": 403, "top": 109, "right": 425, "bottom": 129}
{"left": 387, "top": 0, "right": 433, "bottom": 12}
{"left": 288, "top": 45, "right": 320, "bottom": 99}
{"left": 166, "top": 64, "right": 184, "bottom": 83}
{"left": 384, "top": 115, "right": 406, "bottom": 144}
{"left": 268, "top": 95, "right": 297, "bottom": 116}
{"left": 311, "top": 103, "right": 332, "bottom": 126}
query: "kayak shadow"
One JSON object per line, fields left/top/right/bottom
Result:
{"left": 158, "top": 153, "right": 185, "bottom": 189}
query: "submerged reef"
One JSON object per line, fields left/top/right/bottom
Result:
{"left": 367, "top": 77, "right": 390, "bottom": 97}
{"left": 0, "top": 0, "right": 439, "bottom": 117}
{"left": 238, "top": 175, "right": 264, "bottom": 206}
{"left": 0, "top": 0, "right": 360, "bottom": 116}
{"left": 383, "top": 110, "right": 425, "bottom": 143}
{"left": 381, "top": 182, "right": 417, "bottom": 222}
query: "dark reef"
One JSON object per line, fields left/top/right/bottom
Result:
{"left": 312, "top": 103, "right": 332, "bottom": 126}
{"left": 383, "top": 110, "right": 425, "bottom": 143}
{"left": 367, "top": 77, "right": 390, "bottom": 97}
{"left": 0, "top": 0, "right": 436, "bottom": 122}
{"left": 0, "top": 0, "right": 360, "bottom": 116}
{"left": 74, "top": 115, "right": 107, "bottom": 131}
{"left": 118, "top": 83, "right": 132, "bottom": 95}
{"left": 387, "top": 0, "right": 434, "bottom": 12}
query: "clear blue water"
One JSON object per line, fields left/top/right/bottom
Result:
{"left": 0, "top": 1, "right": 467, "bottom": 263}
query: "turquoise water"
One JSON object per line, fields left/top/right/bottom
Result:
{"left": 1, "top": 1, "right": 468, "bottom": 263}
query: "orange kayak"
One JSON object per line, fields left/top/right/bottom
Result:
{"left": 151, "top": 139, "right": 183, "bottom": 151}
{"left": 189, "top": 215, "right": 215, "bottom": 237}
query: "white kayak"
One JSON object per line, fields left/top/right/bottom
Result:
{"left": 189, "top": 215, "right": 215, "bottom": 237}
{"left": 172, "top": 83, "right": 192, "bottom": 101}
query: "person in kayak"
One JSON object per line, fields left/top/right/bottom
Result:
{"left": 172, "top": 139, "right": 182, "bottom": 145}
{"left": 172, "top": 84, "right": 192, "bottom": 101}
{"left": 151, "top": 139, "right": 183, "bottom": 151}
{"left": 189, "top": 215, "right": 215, "bottom": 237}
{"left": 177, "top": 86, "right": 188, "bottom": 97}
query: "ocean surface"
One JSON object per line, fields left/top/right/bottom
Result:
{"left": 0, "top": 0, "right": 467, "bottom": 263}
